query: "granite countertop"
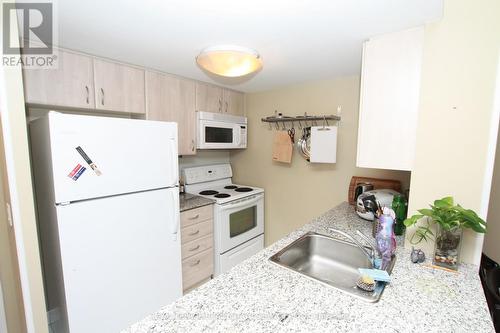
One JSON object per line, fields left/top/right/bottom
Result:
{"left": 124, "top": 202, "right": 494, "bottom": 333}
{"left": 179, "top": 193, "right": 214, "bottom": 212}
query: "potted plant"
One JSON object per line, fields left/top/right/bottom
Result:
{"left": 404, "top": 196, "right": 486, "bottom": 270}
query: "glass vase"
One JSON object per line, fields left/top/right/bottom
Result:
{"left": 433, "top": 226, "right": 463, "bottom": 270}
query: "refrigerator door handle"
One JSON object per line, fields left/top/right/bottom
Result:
{"left": 171, "top": 190, "right": 180, "bottom": 235}
{"left": 169, "top": 138, "right": 178, "bottom": 184}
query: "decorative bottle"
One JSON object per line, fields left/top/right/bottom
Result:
{"left": 376, "top": 210, "right": 397, "bottom": 270}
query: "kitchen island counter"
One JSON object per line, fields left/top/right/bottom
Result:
{"left": 124, "top": 202, "right": 494, "bottom": 332}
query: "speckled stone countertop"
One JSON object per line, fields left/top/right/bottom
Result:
{"left": 179, "top": 193, "right": 214, "bottom": 212}
{"left": 124, "top": 202, "right": 494, "bottom": 333}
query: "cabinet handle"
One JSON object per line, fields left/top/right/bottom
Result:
{"left": 188, "top": 214, "right": 199, "bottom": 220}
{"left": 225, "top": 101, "right": 228, "bottom": 113}
{"left": 188, "top": 230, "right": 200, "bottom": 236}
{"left": 100, "top": 88, "right": 105, "bottom": 105}
{"left": 188, "top": 245, "right": 200, "bottom": 252}
{"left": 218, "top": 99, "right": 222, "bottom": 112}
{"left": 85, "top": 86, "right": 89, "bottom": 104}
{"left": 189, "top": 259, "right": 201, "bottom": 267}
{"left": 191, "top": 140, "right": 195, "bottom": 152}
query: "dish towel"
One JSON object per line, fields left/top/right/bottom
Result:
{"left": 310, "top": 126, "right": 337, "bottom": 163}
{"left": 272, "top": 131, "right": 293, "bottom": 163}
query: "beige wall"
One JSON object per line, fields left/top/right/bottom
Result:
{"left": 230, "top": 76, "right": 411, "bottom": 245}
{"left": 0, "top": 1, "right": 49, "bottom": 331}
{"left": 179, "top": 151, "right": 230, "bottom": 172}
{"left": 405, "top": 0, "right": 500, "bottom": 265}
{"left": 0, "top": 132, "right": 26, "bottom": 333}
{"left": 485, "top": 122, "right": 500, "bottom": 263}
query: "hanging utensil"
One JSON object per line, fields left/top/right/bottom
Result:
{"left": 288, "top": 127, "right": 295, "bottom": 144}
{"left": 296, "top": 127, "right": 311, "bottom": 161}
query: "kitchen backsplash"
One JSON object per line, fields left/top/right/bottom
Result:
{"left": 178, "top": 151, "right": 230, "bottom": 177}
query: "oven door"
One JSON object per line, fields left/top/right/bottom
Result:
{"left": 215, "top": 193, "right": 264, "bottom": 254}
{"left": 197, "top": 120, "right": 243, "bottom": 149}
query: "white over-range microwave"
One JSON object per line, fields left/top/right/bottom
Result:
{"left": 196, "top": 111, "right": 247, "bottom": 149}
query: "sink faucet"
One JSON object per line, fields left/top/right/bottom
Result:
{"left": 328, "top": 228, "right": 381, "bottom": 266}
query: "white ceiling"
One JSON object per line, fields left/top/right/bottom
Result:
{"left": 56, "top": 0, "right": 442, "bottom": 92}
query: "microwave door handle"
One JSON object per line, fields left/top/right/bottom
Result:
{"left": 225, "top": 195, "right": 262, "bottom": 210}
{"left": 234, "top": 126, "right": 241, "bottom": 146}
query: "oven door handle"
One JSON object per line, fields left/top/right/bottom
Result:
{"left": 224, "top": 194, "right": 262, "bottom": 210}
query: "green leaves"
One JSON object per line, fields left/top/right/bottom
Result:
{"left": 403, "top": 214, "right": 422, "bottom": 227}
{"left": 409, "top": 217, "right": 435, "bottom": 245}
{"left": 405, "top": 196, "right": 486, "bottom": 245}
{"left": 418, "top": 209, "right": 434, "bottom": 216}
{"left": 455, "top": 205, "right": 487, "bottom": 233}
{"left": 434, "top": 196, "right": 454, "bottom": 208}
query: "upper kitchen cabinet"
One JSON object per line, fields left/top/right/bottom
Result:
{"left": 195, "top": 83, "right": 244, "bottom": 116}
{"left": 93, "top": 59, "right": 146, "bottom": 114}
{"left": 195, "top": 82, "right": 223, "bottom": 113}
{"left": 146, "top": 71, "right": 196, "bottom": 155}
{"left": 23, "top": 48, "right": 95, "bottom": 109}
{"left": 356, "top": 27, "right": 424, "bottom": 171}
{"left": 223, "top": 89, "right": 244, "bottom": 116}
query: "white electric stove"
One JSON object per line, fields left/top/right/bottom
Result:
{"left": 183, "top": 164, "right": 265, "bottom": 276}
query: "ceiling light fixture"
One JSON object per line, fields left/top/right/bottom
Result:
{"left": 196, "top": 45, "right": 263, "bottom": 78}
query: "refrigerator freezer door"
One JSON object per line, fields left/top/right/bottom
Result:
{"left": 54, "top": 188, "right": 181, "bottom": 333}
{"left": 32, "top": 112, "right": 178, "bottom": 203}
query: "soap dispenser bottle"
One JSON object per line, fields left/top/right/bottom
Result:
{"left": 376, "top": 210, "right": 396, "bottom": 270}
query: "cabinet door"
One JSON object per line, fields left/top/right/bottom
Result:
{"left": 223, "top": 89, "right": 244, "bottom": 116}
{"left": 357, "top": 27, "right": 424, "bottom": 171}
{"left": 93, "top": 59, "right": 145, "bottom": 114}
{"left": 22, "top": 49, "right": 94, "bottom": 109}
{"left": 146, "top": 71, "right": 196, "bottom": 155}
{"left": 195, "top": 83, "right": 223, "bottom": 113}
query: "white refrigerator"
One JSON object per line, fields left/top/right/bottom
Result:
{"left": 30, "top": 112, "right": 182, "bottom": 333}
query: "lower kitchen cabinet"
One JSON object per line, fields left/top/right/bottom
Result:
{"left": 180, "top": 205, "right": 214, "bottom": 293}
{"left": 180, "top": 220, "right": 212, "bottom": 244}
{"left": 182, "top": 249, "right": 214, "bottom": 292}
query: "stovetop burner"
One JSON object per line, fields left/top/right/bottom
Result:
{"left": 199, "top": 190, "right": 218, "bottom": 195}
{"left": 214, "top": 193, "right": 231, "bottom": 198}
{"left": 224, "top": 185, "right": 238, "bottom": 189}
{"left": 235, "top": 187, "right": 253, "bottom": 192}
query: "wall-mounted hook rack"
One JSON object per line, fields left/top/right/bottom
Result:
{"left": 317, "top": 115, "right": 332, "bottom": 131}
{"left": 261, "top": 113, "right": 341, "bottom": 130}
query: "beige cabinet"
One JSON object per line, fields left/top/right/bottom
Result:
{"left": 23, "top": 51, "right": 146, "bottom": 115}
{"left": 195, "top": 82, "right": 223, "bottom": 113}
{"left": 357, "top": 27, "right": 424, "bottom": 171}
{"left": 22, "top": 49, "right": 95, "bottom": 109}
{"left": 223, "top": 89, "right": 244, "bottom": 116}
{"left": 93, "top": 58, "right": 145, "bottom": 114}
{"left": 146, "top": 71, "right": 196, "bottom": 155}
{"left": 180, "top": 205, "right": 214, "bottom": 293}
{"left": 23, "top": 47, "right": 243, "bottom": 122}
{"left": 195, "top": 83, "right": 244, "bottom": 116}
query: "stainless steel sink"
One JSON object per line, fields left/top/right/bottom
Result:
{"left": 269, "top": 231, "right": 396, "bottom": 302}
